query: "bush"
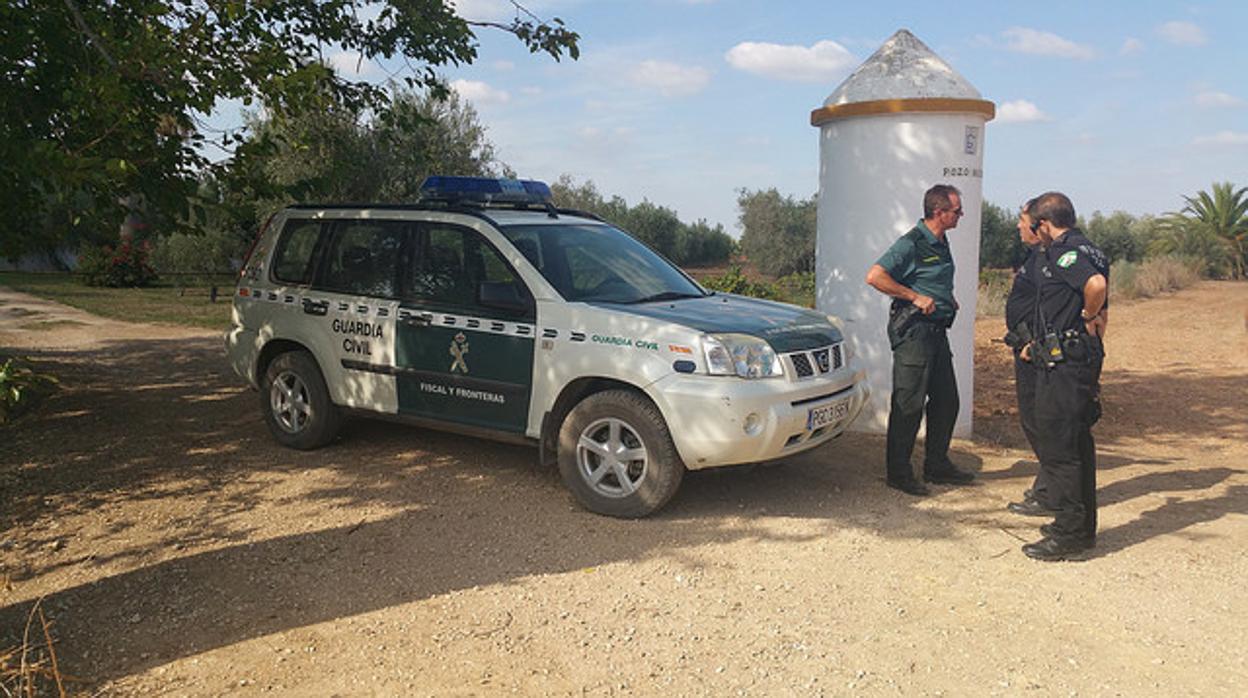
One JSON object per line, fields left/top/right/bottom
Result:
{"left": 775, "top": 271, "right": 815, "bottom": 307}
{"left": 77, "top": 238, "right": 158, "bottom": 287}
{"left": 1111, "top": 255, "right": 1202, "bottom": 300}
{"left": 150, "top": 229, "right": 238, "bottom": 285}
{"left": 977, "top": 269, "right": 1012, "bottom": 317}
{"left": 699, "top": 265, "right": 780, "bottom": 300}
{"left": 0, "top": 356, "right": 58, "bottom": 424}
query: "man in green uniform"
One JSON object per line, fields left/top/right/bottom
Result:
{"left": 866, "top": 184, "right": 975, "bottom": 496}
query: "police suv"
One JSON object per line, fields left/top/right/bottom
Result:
{"left": 225, "top": 177, "right": 869, "bottom": 517}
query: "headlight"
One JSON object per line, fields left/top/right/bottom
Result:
{"left": 702, "top": 333, "right": 782, "bottom": 379}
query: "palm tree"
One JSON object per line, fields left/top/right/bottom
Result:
{"left": 1150, "top": 182, "right": 1248, "bottom": 279}
{"left": 1179, "top": 182, "right": 1248, "bottom": 279}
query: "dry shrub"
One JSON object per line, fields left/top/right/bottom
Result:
{"left": 1112, "top": 255, "right": 1201, "bottom": 300}
{"left": 977, "top": 269, "right": 1011, "bottom": 317}
{"left": 1, "top": 598, "right": 70, "bottom": 697}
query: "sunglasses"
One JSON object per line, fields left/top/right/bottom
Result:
{"left": 944, "top": 207, "right": 964, "bottom": 216}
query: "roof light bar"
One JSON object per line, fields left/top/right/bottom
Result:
{"left": 419, "top": 176, "right": 553, "bottom": 205}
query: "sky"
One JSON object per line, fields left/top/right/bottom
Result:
{"left": 260, "top": 0, "right": 1248, "bottom": 234}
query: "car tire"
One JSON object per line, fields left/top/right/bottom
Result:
{"left": 261, "top": 350, "right": 342, "bottom": 450}
{"left": 557, "top": 389, "right": 684, "bottom": 518}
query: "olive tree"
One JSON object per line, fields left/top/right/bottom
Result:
{"left": 0, "top": 0, "right": 578, "bottom": 259}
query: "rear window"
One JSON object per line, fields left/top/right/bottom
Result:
{"left": 271, "top": 220, "right": 322, "bottom": 284}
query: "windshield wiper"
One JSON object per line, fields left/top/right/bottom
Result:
{"left": 625, "top": 291, "right": 706, "bottom": 304}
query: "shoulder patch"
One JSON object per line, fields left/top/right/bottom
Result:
{"left": 1056, "top": 250, "right": 1078, "bottom": 268}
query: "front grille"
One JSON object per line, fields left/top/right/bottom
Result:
{"left": 792, "top": 353, "right": 813, "bottom": 378}
{"left": 785, "top": 343, "right": 843, "bottom": 380}
{"left": 813, "top": 348, "right": 830, "bottom": 373}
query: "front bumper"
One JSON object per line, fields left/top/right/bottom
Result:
{"left": 647, "top": 357, "right": 870, "bottom": 470}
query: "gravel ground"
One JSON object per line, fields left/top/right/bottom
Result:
{"left": 2, "top": 282, "right": 1246, "bottom": 696}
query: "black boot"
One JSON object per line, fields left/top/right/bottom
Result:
{"left": 1022, "top": 536, "right": 1094, "bottom": 561}
{"left": 923, "top": 463, "right": 975, "bottom": 485}
{"left": 1007, "top": 496, "right": 1057, "bottom": 517}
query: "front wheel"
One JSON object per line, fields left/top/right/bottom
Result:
{"left": 261, "top": 350, "right": 342, "bottom": 450}
{"left": 557, "top": 390, "right": 684, "bottom": 517}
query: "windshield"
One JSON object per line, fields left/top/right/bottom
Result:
{"left": 500, "top": 222, "right": 708, "bottom": 303}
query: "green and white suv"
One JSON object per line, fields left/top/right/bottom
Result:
{"left": 225, "top": 177, "right": 869, "bottom": 517}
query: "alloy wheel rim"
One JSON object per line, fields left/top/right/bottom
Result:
{"left": 270, "top": 370, "right": 312, "bottom": 434}
{"left": 576, "top": 417, "right": 649, "bottom": 498}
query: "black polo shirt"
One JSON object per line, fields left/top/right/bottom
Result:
{"left": 1035, "top": 228, "right": 1109, "bottom": 335}
{"left": 1005, "top": 246, "right": 1040, "bottom": 333}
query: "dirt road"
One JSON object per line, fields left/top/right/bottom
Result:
{"left": 2, "top": 282, "right": 1246, "bottom": 695}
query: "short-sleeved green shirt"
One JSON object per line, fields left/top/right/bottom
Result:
{"left": 875, "top": 221, "right": 957, "bottom": 321}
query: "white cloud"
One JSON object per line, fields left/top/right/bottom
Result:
{"left": 724, "top": 40, "right": 856, "bottom": 83}
{"left": 997, "top": 100, "right": 1051, "bottom": 123}
{"left": 1156, "top": 21, "right": 1207, "bottom": 46}
{"left": 1001, "top": 27, "right": 1095, "bottom": 60}
{"left": 629, "top": 60, "right": 711, "bottom": 97}
{"left": 327, "top": 51, "right": 378, "bottom": 78}
{"left": 1192, "top": 131, "right": 1248, "bottom": 146}
{"left": 448, "top": 0, "right": 514, "bottom": 22}
{"left": 1120, "top": 37, "right": 1144, "bottom": 55}
{"left": 450, "top": 79, "right": 510, "bottom": 106}
{"left": 1195, "top": 91, "right": 1245, "bottom": 109}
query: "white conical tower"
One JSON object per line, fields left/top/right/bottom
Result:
{"left": 812, "top": 29, "right": 994, "bottom": 437}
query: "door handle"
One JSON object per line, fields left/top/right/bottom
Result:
{"left": 399, "top": 313, "right": 432, "bottom": 327}
{"left": 302, "top": 299, "right": 329, "bottom": 316}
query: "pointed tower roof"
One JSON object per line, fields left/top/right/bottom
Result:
{"left": 811, "top": 29, "right": 994, "bottom": 126}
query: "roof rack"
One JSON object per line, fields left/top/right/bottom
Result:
{"left": 286, "top": 176, "right": 608, "bottom": 222}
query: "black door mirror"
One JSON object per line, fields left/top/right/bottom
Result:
{"left": 478, "top": 281, "right": 531, "bottom": 316}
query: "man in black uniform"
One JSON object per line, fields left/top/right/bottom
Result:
{"left": 1020, "top": 192, "right": 1109, "bottom": 561}
{"left": 865, "top": 184, "right": 975, "bottom": 496}
{"left": 1004, "top": 199, "right": 1055, "bottom": 517}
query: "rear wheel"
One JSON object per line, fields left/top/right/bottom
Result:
{"left": 261, "top": 350, "right": 342, "bottom": 450}
{"left": 557, "top": 390, "right": 684, "bottom": 517}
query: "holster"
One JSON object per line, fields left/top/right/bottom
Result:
{"left": 887, "top": 302, "right": 922, "bottom": 350}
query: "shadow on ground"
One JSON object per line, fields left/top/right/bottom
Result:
{"left": 2, "top": 335, "right": 1244, "bottom": 684}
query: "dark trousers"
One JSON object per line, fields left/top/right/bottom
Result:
{"left": 886, "top": 323, "right": 959, "bottom": 481}
{"left": 1033, "top": 340, "right": 1103, "bottom": 540}
{"left": 1014, "top": 354, "right": 1048, "bottom": 505}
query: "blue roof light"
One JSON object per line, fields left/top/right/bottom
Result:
{"left": 419, "top": 176, "right": 553, "bottom": 205}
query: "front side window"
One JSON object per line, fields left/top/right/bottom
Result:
{"left": 271, "top": 220, "right": 323, "bottom": 284}
{"left": 500, "top": 223, "right": 706, "bottom": 304}
{"left": 407, "top": 224, "right": 529, "bottom": 313}
{"left": 318, "top": 220, "right": 406, "bottom": 298}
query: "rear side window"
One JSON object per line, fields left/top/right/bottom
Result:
{"left": 271, "top": 220, "right": 323, "bottom": 284}
{"left": 318, "top": 220, "right": 407, "bottom": 298}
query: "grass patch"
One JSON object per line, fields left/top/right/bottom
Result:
{"left": 0, "top": 272, "right": 232, "bottom": 330}
{"left": 18, "top": 319, "right": 88, "bottom": 331}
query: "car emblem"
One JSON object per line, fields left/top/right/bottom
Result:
{"left": 449, "top": 332, "right": 469, "bottom": 373}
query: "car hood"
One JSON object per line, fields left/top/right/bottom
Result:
{"left": 594, "top": 293, "right": 842, "bottom": 353}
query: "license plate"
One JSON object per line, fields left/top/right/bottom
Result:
{"left": 807, "top": 397, "right": 851, "bottom": 430}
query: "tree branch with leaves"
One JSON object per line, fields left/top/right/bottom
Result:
{"left": 0, "top": 0, "right": 579, "bottom": 259}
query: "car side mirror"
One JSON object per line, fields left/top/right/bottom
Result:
{"left": 478, "top": 281, "right": 531, "bottom": 316}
